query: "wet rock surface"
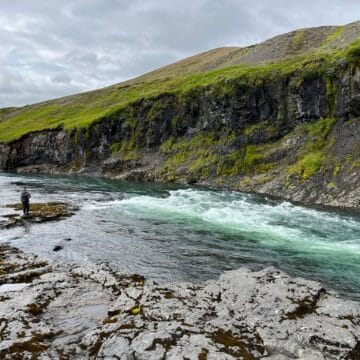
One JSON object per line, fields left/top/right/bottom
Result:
{"left": 0, "top": 245, "right": 359, "bottom": 359}
{"left": 0, "top": 202, "right": 78, "bottom": 229}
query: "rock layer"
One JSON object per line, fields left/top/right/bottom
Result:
{"left": 0, "top": 245, "right": 359, "bottom": 359}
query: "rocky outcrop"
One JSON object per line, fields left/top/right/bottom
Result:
{"left": 1, "top": 64, "right": 359, "bottom": 209}
{"left": 0, "top": 244, "right": 359, "bottom": 359}
{"left": 3, "top": 130, "right": 76, "bottom": 170}
{"left": 0, "top": 202, "right": 78, "bottom": 229}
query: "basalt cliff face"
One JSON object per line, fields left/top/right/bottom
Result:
{"left": 0, "top": 23, "right": 360, "bottom": 209}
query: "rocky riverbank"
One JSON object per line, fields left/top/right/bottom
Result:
{"left": 0, "top": 202, "right": 78, "bottom": 230}
{"left": 0, "top": 244, "right": 359, "bottom": 359}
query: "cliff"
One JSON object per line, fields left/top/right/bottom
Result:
{"left": 0, "top": 22, "right": 360, "bottom": 209}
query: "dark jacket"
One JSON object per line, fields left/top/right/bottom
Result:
{"left": 21, "top": 191, "right": 31, "bottom": 203}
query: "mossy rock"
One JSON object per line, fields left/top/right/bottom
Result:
{"left": 3, "top": 202, "right": 78, "bottom": 227}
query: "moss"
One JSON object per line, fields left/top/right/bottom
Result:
{"left": 305, "top": 117, "right": 335, "bottom": 139}
{"left": 113, "top": 141, "right": 139, "bottom": 160}
{"left": 291, "top": 30, "right": 306, "bottom": 53}
{"left": 244, "top": 145, "right": 265, "bottom": 169}
{"left": 159, "top": 137, "right": 176, "bottom": 153}
{"left": 5, "top": 202, "right": 76, "bottom": 225}
{"left": 322, "top": 26, "right": 345, "bottom": 48}
{"left": 284, "top": 289, "right": 325, "bottom": 320}
{"left": 288, "top": 151, "right": 324, "bottom": 180}
{"left": 346, "top": 154, "right": 353, "bottom": 162}
{"left": 5, "top": 337, "right": 49, "bottom": 356}
{"left": 189, "top": 152, "right": 218, "bottom": 178}
{"left": 333, "top": 163, "right": 341, "bottom": 176}
{"left": 210, "top": 329, "right": 262, "bottom": 359}
{"left": 243, "top": 121, "right": 278, "bottom": 138}
{"left": 255, "top": 173, "right": 275, "bottom": 185}
{"left": 111, "top": 140, "right": 140, "bottom": 161}
{"left": 325, "top": 78, "right": 337, "bottom": 115}
{"left": 160, "top": 130, "right": 277, "bottom": 180}
{"left": 345, "top": 38, "right": 360, "bottom": 63}
{"left": 111, "top": 143, "right": 122, "bottom": 153}
{"left": 27, "top": 303, "right": 44, "bottom": 316}
{"left": 198, "top": 348, "right": 209, "bottom": 360}
{"left": 236, "top": 178, "right": 252, "bottom": 188}
{"left": 216, "top": 151, "right": 243, "bottom": 177}
{"left": 285, "top": 117, "right": 335, "bottom": 180}
{"left": 130, "top": 307, "right": 141, "bottom": 315}
{"left": 160, "top": 132, "right": 238, "bottom": 179}
{"left": 146, "top": 101, "right": 168, "bottom": 123}
{"left": 156, "top": 165, "right": 179, "bottom": 182}
{"left": 234, "top": 174, "right": 274, "bottom": 189}
{"left": 327, "top": 182, "right": 337, "bottom": 189}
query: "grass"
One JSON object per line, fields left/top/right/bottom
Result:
{"left": 111, "top": 140, "right": 140, "bottom": 161}
{"left": 319, "top": 26, "right": 345, "bottom": 50}
{"left": 288, "top": 151, "right": 324, "bottom": 180}
{"left": 287, "top": 117, "right": 335, "bottom": 179}
{"left": 0, "top": 36, "right": 359, "bottom": 144}
{"left": 158, "top": 131, "right": 276, "bottom": 180}
{"left": 0, "top": 107, "right": 17, "bottom": 120}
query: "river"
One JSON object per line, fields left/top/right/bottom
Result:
{"left": 0, "top": 172, "right": 359, "bottom": 300}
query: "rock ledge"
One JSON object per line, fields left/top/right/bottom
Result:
{"left": 0, "top": 245, "right": 359, "bottom": 359}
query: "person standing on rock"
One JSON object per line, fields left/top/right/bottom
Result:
{"left": 21, "top": 188, "right": 31, "bottom": 215}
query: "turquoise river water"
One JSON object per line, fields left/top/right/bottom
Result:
{"left": 0, "top": 172, "right": 359, "bottom": 300}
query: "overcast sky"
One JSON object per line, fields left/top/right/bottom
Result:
{"left": 0, "top": 0, "right": 359, "bottom": 107}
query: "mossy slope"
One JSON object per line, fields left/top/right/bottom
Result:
{"left": 0, "top": 22, "right": 359, "bottom": 144}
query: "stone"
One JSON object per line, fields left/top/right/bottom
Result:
{"left": 0, "top": 245, "right": 359, "bottom": 359}
{"left": 0, "top": 202, "right": 78, "bottom": 229}
{"left": 52, "top": 246, "right": 63, "bottom": 252}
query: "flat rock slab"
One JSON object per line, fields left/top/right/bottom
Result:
{"left": 0, "top": 202, "right": 78, "bottom": 228}
{"left": 0, "top": 245, "right": 359, "bottom": 359}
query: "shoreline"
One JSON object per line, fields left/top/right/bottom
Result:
{"left": 3, "top": 169, "right": 360, "bottom": 214}
{"left": 0, "top": 243, "right": 359, "bottom": 359}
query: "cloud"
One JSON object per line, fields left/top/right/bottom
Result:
{"left": 0, "top": 0, "right": 359, "bottom": 107}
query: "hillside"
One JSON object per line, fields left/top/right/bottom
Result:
{"left": 0, "top": 21, "right": 360, "bottom": 209}
{"left": 0, "top": 21, "right": 359, "bottom": 143}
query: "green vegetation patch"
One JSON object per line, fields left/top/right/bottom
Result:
{"left": 159, "top": 131, "right": 275, "bottom": 181}
{"left": 287, "top": 117, "right": 335, "bottom": 180}
{"left": 345, "top": 38, "right": 360, "bottom": 63}
{"left": 0, "top": 107, "right": 17, "bottom": 121}
{"left": 243, "top": 120, "right": 279, "bottom": 139}
{"left": 160, "top": 132, "right": 231, "bottom": 178}
{"left": 111, "top": 139, "right": 140, "bottom": 161}
{"left": 288, "top": 151, "right": 324, "bottom": 180}
{"left": 320, "top": 26, "right": 345, "bottom": 50}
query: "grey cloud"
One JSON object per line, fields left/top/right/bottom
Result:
{"left": 64, "top": 50, "right": 101, "bottom": 66}
{"left": 51, "top": 73, "right": 72, "bottom": 84}
{"left": 0, "top": 0, "right": 359, "bottom": 107}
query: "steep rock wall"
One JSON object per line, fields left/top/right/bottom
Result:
{"left": 1, "top": 65, "right": 359, "bottom": 209}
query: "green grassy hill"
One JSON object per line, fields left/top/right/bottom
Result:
{"left": 0, "top": 21, "right": 359, "bottom": 144}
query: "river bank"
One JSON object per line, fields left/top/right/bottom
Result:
{"left": 0, "top": 243, "right": 359, "bottom": 359}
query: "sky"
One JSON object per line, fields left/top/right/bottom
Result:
{"left": 0, "top": 0, "right": 359, "bottom": 108}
